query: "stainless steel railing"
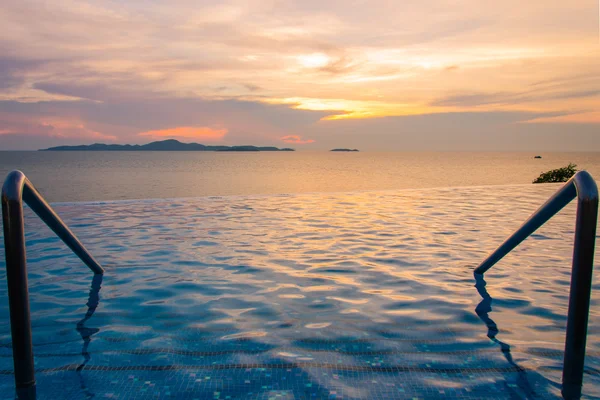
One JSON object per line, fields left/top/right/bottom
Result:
{"left": 475, "top": 170, "right": 598, "bottom": 399}
{"left": 1, "top": 170, "right": 104, "bottom": 400}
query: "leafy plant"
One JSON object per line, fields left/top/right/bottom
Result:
{"left": 533, "top": 163, "right": 577, "bottom": 184}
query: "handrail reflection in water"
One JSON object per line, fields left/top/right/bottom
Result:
{"left": 76, "top": 274, "right": 103, "bottom": 399}
{"left": 474, "top": 274, "right": 543, "bottom": 397}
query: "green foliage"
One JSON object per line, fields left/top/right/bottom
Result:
{"left": 533, "top": 163, "right": 577, "bottom": 184}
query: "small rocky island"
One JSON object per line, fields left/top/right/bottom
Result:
{"left": 330, "top": 148, "right": 359, "bottom": 152}
{"left": 40, "top": 139, "right": 295, "bottom": 152}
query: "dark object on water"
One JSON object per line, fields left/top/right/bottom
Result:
{"left": 331, "top": 148, "right": 359, "bottom": 152}
{"left": 40, "top": 139, "right": 295, "bottom": 152}
{"left": 533, "top": 163, "right": 577, "bottom": 184}
{"left": 475, "top": 170, "right": 598, "bottom": 399}
{"left": 534, "top": 155, "right": 542, "bottom": 159}
{"left": 2, "top": 170, "right": 104, "bottom": 400}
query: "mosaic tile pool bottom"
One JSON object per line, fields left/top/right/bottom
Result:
{"left": 1, "top": 184, "right": 600, "bottom": 399}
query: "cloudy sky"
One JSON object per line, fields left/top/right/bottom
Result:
{"left": 0, "top": 0, "right": 598, "bottom": 150}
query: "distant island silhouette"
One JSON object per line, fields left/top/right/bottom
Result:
{"left": 40, "top": 139, "right": 295, "bottom": 152}
{"left": 330, "top": 148, "right": 359, "bottom": 152}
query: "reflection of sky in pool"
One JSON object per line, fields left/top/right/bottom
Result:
{"left": 1, "top": 184, "right": 600, "bottom": 399}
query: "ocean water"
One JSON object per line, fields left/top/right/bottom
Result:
{"left": 0, "top": 151, "right": 599, "bottom": 201}
{"left": 1, "top": 184, "right": 600, "bottom": 399}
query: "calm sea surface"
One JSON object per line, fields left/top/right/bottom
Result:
{"left": 0, "top": 151, "right": 599, "bottom": 202}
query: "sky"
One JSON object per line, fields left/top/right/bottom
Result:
{"left": 0, "top": 0, "right": 598, "bottom": 150}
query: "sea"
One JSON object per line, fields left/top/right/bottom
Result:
{"left": 0, "top": 151, "right": 599, "bottom": 202}
{"left": 1, "top": 151, "right": 600, "bottom": 398}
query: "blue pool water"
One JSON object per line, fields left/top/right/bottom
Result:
{"left": 1, "top": 184, "right": 600, "bottom": 399}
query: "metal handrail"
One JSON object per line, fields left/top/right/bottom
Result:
{"left": 475, "top": 170, "right": 598, "bottom": 400}
{"left": 1, "top": 170, "right": 104, "bottom": 400}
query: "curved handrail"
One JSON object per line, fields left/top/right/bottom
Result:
{"left": 474, "top": 170, "right": 598, "bottom": 400}
{"left": 2, "top": 171, "right": 104, "bottom": 274}
{"left": 2, "top": 170, "right": 104, "bottom": 400}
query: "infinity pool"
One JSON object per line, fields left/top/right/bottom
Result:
{"left": 1, "top": 184, "right": 600, "bottom": 399}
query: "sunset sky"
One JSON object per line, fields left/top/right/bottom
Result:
{"left": 0, "top": 0, "right": 598, "bottom": 150}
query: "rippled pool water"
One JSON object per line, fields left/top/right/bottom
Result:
{"left": 1, "top": 184, "right": 600, "bottom": 399}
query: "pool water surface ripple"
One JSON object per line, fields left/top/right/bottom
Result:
{"left": 1, "top": 184, "right": 600, "bottom": 399}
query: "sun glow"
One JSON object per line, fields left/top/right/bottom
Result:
{"left": 297, "top": 53, "right": 330, "bottom": 68}
{"left": 267, "top": 97, "right": 444, "bottom": 120}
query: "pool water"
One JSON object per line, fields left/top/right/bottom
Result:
{"left": 1, "top": 184, "right": 600, "bottom": 399}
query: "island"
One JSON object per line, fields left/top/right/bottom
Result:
{"left": 330, "top": 148, "right": 359, "bottom": 152}
{"left": 40, "top": 139, "right": 295, "bottom": 152}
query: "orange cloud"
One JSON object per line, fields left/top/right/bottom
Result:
{"left": 281, "top": 135, "right": 315, "bottom": 144}
{"left": 138, "top": 126, "right": 227, "bottom": 140}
